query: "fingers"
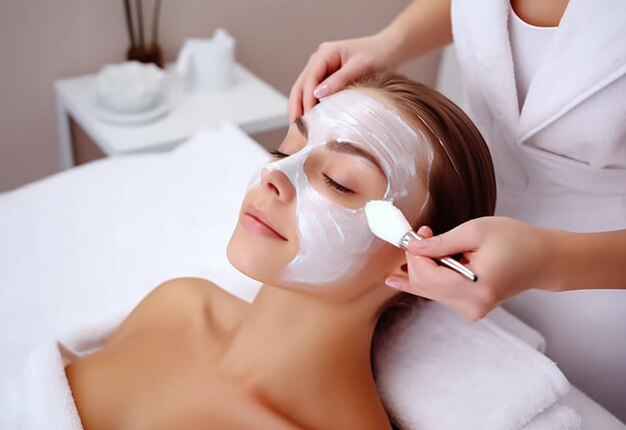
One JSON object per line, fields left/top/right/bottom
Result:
{"left": 408, "top": 221, "right": 479, "bottom": 258}
{"left": 288, "top": 54, "right": 323, "bottom": 123}
{"left": 315, "top": 57, "right": 368, "bottom": 99}
{"left": 385, "top": 217, "right": 523, "bottom": 321}
{"left": 302, "top": 54, "right": 330, "bottom": 114}
{"left": 288, "top": 56, "right": 319, "bottom": 123}
{"left": 289, "top": 44, "right": 342, "bottom": 123}
{"left": 417, "top": 225, "right": 433, "bottom": 238}
{"left": 288, "top": 72, "right": 305, "bottom": 123}
{"left": 288, "top": 40, "right": 372, "bottom": 122}
{"left": 386, "top": 254, "right": 494, "bottom": 321}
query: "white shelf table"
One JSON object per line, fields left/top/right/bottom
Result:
{"left": 55, "top": 63, "right": 288, "bottom": 169}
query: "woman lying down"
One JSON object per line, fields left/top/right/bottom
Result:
{"left": 65, "top": 73, "right": 496, "bottom": 430}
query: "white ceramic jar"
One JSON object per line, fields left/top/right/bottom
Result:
{"left": 96, "top": 61, "right": 166, "bottom": 113}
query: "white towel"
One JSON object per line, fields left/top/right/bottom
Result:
{"left": 522, "top": 404, "right": 582, "bottom": 430}
{"left": 374, "top": 301, "right": 580, "bottom": 430}
{"left": 1, "top": 316, "right": 123, "bottom": 430}
{"left": 485, "top": 306, "right": 546, "bottom": 353}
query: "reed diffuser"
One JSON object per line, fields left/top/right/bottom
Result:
{"left": 124, "top": 0, "right": 163, "bottom": 67}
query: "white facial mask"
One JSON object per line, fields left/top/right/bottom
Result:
{"left": 258, "top": 90, "right": 433, "bottom": 285}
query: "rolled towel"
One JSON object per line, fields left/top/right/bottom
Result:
{"left": 521, "top": 404, "right": 582, "bottom": 430}
{"left": 375, "top": 301, "right": 578, "bottom": 430}
{"left": 485, "top": 306, "right": 546, "bottom": 353}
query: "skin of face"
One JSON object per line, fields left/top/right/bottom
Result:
{"left": 227, "top": 89, "right": 429, "bottom": 303}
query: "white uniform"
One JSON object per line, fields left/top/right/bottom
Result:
{"left": 451, "top": 0, "right": 626, "bottom": 419}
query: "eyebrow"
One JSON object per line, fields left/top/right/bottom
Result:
{"left": 326, "top": 140, "right": 385, "bottom": 175}
{"left": 295, "top": 116, "right": 384, "bottom": 175}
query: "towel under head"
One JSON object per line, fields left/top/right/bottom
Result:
{"left": 374, "top": 301, "right": 578, "bottom": 430}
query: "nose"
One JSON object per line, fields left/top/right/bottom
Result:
{"left": 261, "top": 167, "right": 296, "bottom": 203}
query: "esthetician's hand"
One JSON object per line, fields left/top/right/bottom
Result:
{"left": 386, "top": 217, "right": 551, "bottom": 321}
{"left": 288, "top": 33, "right": 398, "bottom": 122}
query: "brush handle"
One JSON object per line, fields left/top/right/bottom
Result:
{"left": 401, "top": 231, "right": 477, "bottom": 282}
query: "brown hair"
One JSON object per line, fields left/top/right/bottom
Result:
{"left": 349, "top": 73, "right": 496, "bottom": 386}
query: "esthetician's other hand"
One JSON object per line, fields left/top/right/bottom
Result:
{"left": 288, "top": 0, "right": 454, "bottom": 122}
{"left": 288, "top": 33, "right": 398, "bottom": 122}
{"left": 386, "top": 217, "right": 550, "bottom": 321}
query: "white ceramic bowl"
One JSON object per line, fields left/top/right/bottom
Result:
{"left": 96, "top": 61, "right": 166, "bottom": 113}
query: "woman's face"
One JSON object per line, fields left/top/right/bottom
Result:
{"left": 227, "top": 89, "right": 431, "bottom": 300}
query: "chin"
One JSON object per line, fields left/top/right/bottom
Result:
{"left": 226, "top": 238, "right": 258, "bottom": 281}
{"left": 226, "top": 231, "right": 285, "bottom": 285}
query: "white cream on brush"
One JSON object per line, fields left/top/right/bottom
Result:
{"left": 364, "top": 200, "right": 477, "bottom": 282}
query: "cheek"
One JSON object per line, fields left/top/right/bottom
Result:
{"left": 281, "top": 190, "right": 381, "bottom": 286}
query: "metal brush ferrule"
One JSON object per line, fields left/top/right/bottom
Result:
{"left": 400, "top": 230, "right": 421, "bottom": 250}
{"left": 400, "top": 231, "right": 477, "bottom": 282}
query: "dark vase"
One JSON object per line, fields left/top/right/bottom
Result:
{"left": 126, "top": 44, "right": 163, "bottom": 68}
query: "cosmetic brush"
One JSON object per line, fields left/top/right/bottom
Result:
{"left": 364, "top": 200, "right": 477, "bottom": 282}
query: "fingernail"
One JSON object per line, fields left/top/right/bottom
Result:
{"left": 385, "top": 279, "right": 401, "bottom": 290}
{"left": 313, "top": 83, "right": 329, "bottom": 99}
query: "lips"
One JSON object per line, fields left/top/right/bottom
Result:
{"left": 242, "top": 205, "right": 287, "bottom": 241}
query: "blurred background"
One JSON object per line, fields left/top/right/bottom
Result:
{"left": 0, "top": 0, "right": 441, "bottom": 192}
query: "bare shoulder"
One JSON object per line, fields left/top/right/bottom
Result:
{"left": 106, "top": 277, "right": 249, "bottom": 345}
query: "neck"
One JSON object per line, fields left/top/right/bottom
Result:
{"left": 217, "top": 284, "right": 384, "bottom": 422}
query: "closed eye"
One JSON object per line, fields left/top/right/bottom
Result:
{"left": 323, "top": 174, "right": 354, "bottom": 194}
{"left": 271, "top": 150, "right": 354, "bottom": 195}
{"left": 270, "top": 150, "right": 289, "bottom": 159}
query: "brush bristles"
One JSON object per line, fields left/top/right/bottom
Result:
{"left": 364, "top": 200, "right": 412, "bottom": 247}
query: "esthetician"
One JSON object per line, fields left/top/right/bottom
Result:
{"left": 289, "top": 0, "right": 626, "bottom": 412}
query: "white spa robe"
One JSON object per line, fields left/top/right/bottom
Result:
{"left": 451, "top": 0, "right": 626, "bottom": 417}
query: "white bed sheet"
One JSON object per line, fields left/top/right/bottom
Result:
{"left": 0, "top": 123, "right": 622, "bottom": 429}
{"left": 0, "top": 124, "right": 266, "bottom": 357}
